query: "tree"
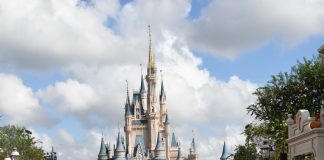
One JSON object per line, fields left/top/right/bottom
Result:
{"left": 0, "top": 125, "right": 44, "bottom": 160}
{"left": 246, "top": 56, "right": 324, "bottom": 158}
{"left": 233, "top": 143, "right": 258, "bottom": 160}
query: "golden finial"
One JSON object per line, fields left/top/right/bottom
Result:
{"left": 148, "top": 25, "right": 155, "bottom": 68}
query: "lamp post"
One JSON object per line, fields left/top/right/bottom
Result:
{"left": 10, "top": 147, "right": 19, "bottom": 160}
{"left": 260, "top": 141, "right": 274, "bottom": 160}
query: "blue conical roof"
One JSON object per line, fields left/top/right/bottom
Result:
{"left": 160, "top": 80, "right": 166, "bottom": 100}
{"left": 99, "top": 137, "right": 107, "bottom": 156}
{"left": 191, "top": 137, "right": 196, "bottom": 153}
{"left": 155, "top": 132, "right": 164, "bottom": 151}
{"left": 125, "top": 103, "right": 131, "bottom": 116}
{"left": 140, "top": 74, "right": 145, "bottom": 92}
{"left": 220, "top": 141, "right": 228, "bottom": 160}
{"left": 171, "top": 132, "right": 177, "bottom": 148}
{"left": 115, "top": 131, "right": 125, "bottom": 152}
{"left": 176, "top": 146, "right": 182, "bottom": 160}
{"left": 165, "top": 114, "right": 170, "bottom": 125}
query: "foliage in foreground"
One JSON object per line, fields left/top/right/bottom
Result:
{"left": 0, "top": 125, "right": 44, "bottom": 160}
{"left": 235, "top": 56, "right": 324, "bottom": 159}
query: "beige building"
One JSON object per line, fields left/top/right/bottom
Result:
{"left": 97, "top": 27, "right": 199, "bottom": 160}
{"left": 286, "top": 108, "right": 324, "bottom": 160}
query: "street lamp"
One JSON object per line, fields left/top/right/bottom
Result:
{"left": 10, "top": 147, "right": 19, "bottom": 160}
{"left": 260, "top": 141, "right": 274, "bottom": 160}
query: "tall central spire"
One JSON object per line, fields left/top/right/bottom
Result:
{"left": 148, "top": 25, "right": 155, "bottom": 69}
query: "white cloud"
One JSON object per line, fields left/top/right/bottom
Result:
{"left": 186, "top": 0, "right": 324, "bottom": 58}
{"left": 38, "top": 79, "right": 99, "bottom": 113}
{"left": 0, "top": 73, "right": 57, "bottom": 127}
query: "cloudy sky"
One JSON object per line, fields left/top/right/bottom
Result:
{"left": 0, "top": 0, "right": 324, "bottom": 159}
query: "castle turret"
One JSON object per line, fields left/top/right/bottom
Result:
{"left": 176, "top": 145, "right": 182, "bottom": 160}
{"left": 124, "top": 82, "right": 133, "bottom": 156}
{"left": 164, "top": 114, "right": 170, "bottom": 160}
{"left": 160, "top": 76, "right": 167, "bottom": 123}
{"left": 155, "top": 132, "right": 166, "bottom": 160}
{"left": 140, "top": 74, "right": 147, "bottom": 112}
{"left": 171, "top": 132, "right": 177, "bottom": 148}
{"left": 114, "top": 130, "right": 126, "bottom": 160}
{"left": 107, "top": 143, "right": 114, "bottom": 159}
{"left": 98, "top": 137, "right": 108, "bottom": 160}
{"left": 188, "top": 133, "right": 198, "bottom": 160}
{"left": 220, "top": 141, "right": 228, "bottom": 160}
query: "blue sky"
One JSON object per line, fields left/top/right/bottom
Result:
{"left": 0, "top": 0, "right": 324, "bottom": 159}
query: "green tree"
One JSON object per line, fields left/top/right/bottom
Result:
{"left": 246, "top": 56, "right": 324, "bottom": 158}
{"left": 0, "top": 125, "right": 44, "bottom": 160}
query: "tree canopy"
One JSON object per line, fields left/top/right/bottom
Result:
{"left": 245, "top": 55, "right": 324, "bottom": 158}
{"left": 0, "top": 125, "right": 44, "bottom": 160}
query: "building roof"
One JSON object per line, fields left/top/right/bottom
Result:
{"left": 140, "top": 74, "right": 145, "bottom": 92}
{"left": 115, "top": 131, "right": 125, "bottom": 152}
{"left": 160, "top": 79, "right": 166, "bottom": 101}
{"left": 155, "top": 132, "right": 165, "bottom": 151}
{"left": 176, "top": 146, "right": 182, "bottom": 160}
{"left": 98, "top": 137, "right": 107, "bottom": 156}
{"left": 191, "top": 137, "right": 196, "bottom": 154}
{"left": 220, "top": 141, "right": 228, "bottom": 160}
{"left": 171, "top": 132, "right": 177, "bottom": 148}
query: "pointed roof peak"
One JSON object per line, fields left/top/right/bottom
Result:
{"left": 176, "top": 145, "right": 182, "bottom": 160}
{"left": 220, "top": 141, "right": 228, "bottom": 159}
{"left": 155, "top": 132, "right": 165, "bottom": 151}
{"left": 126, "top": 80, "right": 130, "bottom": 105}
{"left": 115, "top": 130, "right": 125, "bottom": 152}
{"left": 171, "top": 132, "right": 177, "bottom": 148}
{"left": 140, "top": 74, "right": 146, "bottom": 92}
{"left": 99, "top": 137, "right": 107, "bottom": 156}
{"left": 165, "top": 114, "right": 170, "bottom": 125}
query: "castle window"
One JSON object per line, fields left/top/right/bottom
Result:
{"left": 136, "top": 115, "right": 139, "bottom": 119}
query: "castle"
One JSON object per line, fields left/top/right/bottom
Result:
{"left": 97, "top": 27, "right": 199, "bottom": 160}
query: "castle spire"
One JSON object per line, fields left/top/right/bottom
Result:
{"left": 140, "top": 74, "right": 146, "bottom": 93}
{"left": 148, "top": 25, "right": 155, "bottom": 69}
{"left": 126, "top": 80, "right": 130, "bottom": 105}
{"left": 176, "top": 145, "right": 182, "bottom": 160}
{"left": 98, "top": 136, "right": 108, "bottom": 159}
{"left": 220, "top": 141, "right": 228, "bottom": 160}
{"left": 160, "top": 70, "right": 166, "bottom": 101}
{"left": 171, "top": 132, "right": 177, "bottom": 148}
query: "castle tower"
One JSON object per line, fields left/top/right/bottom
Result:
{"left": 124, "top": 81, "right": 133, "bottom": 156}
{"left": 114, "top": 130, "right": 126, "bottom": 160}
{"left": 220, "top": 141, "right": 228, "bottom": 160}
{"left": 98, "top": 137, "right": 108, "bottom": 160}
{"left": 160, "top": 74, "right": 167, "bottom": 124}
{"left": 164, "top": 114, "right": 170, "bottom": 160}
{"left": 155, "top": 132, "right": 166, "bottom": 160}
{"left": 188, "top": 132, "right": 198, "bottom": 160}
{"left": 140, "top": 73, "right": 147, "bottom": 112}
{"left": 107, "top": 143, "right": 114, "bottom": 159}
{"left": 176, "top": 145, "right": 182, "bottom": 160}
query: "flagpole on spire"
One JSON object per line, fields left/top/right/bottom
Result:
{"left": 148, "top": 25, "right": 155, "bottom": 68}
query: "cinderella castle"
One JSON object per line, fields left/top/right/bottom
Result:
{"left": 97, "top": 27, "right": 199, "bottom": 160}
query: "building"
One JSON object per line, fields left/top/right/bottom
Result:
{"left": 97, "top": 27, "right": 199, "bottom": 160}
